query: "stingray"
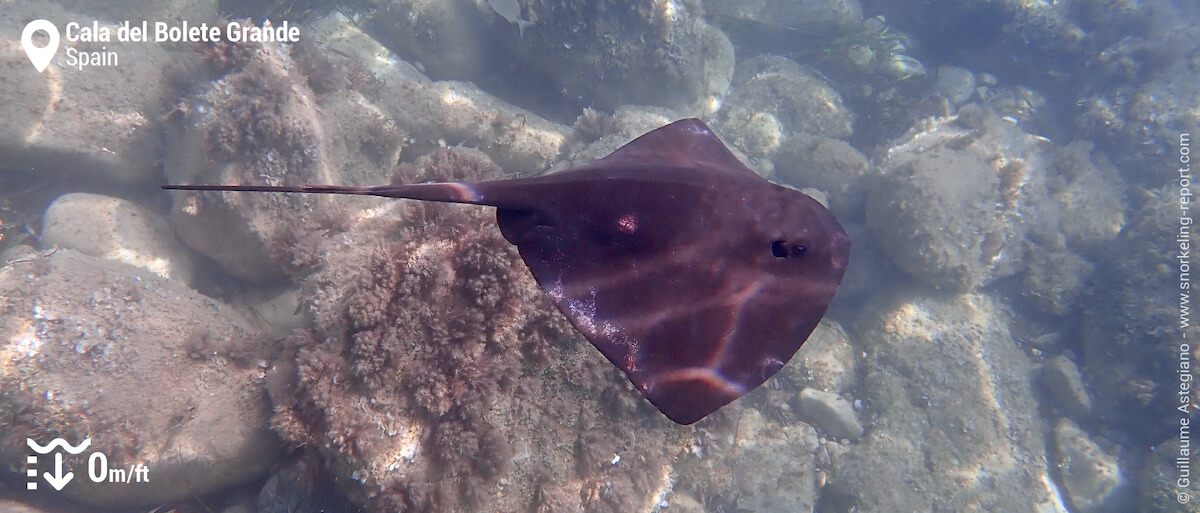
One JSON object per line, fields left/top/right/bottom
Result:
{"left": 164, "top": 119, "right": 851, "bottom": 424}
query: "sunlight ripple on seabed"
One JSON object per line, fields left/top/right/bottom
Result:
{"left": 2, "top": 41, "right": 63, "bottom": 144}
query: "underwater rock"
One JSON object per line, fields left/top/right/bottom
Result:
{"left": 1026, "top": 330, "right": 1067, "bottom": 354}
{"left": 358, "top": 0, "right": 496, "bottom": 81}
{"left": 1080, "top": 181, "right": 1197, "bottom": 440}
{"left": 727, "top": 409, "right": 821, "bottom": 512}
{"left": 520, "top": 0, "right": 736, "bottom": 116}
{"left": 672, "top": 408, "right": 821, "bottom": 513}
{"left": 0, "top": 3, "right": 173, "bottom": 185}
{"left": 1042, "top": 355, "right": 1093, "bottom": 421}
{"left": 663, "top": 493, "right": 706, "bottom": 513}
{"left": 1097, "top": 77, "right": 1200, "bottom": 177}
{"left": 1020, "top": 140, "right": 1120, "bottom": 317}
{"left": 233, "top": 284, "right": 309, "bottom": 336}
{"left": 976, "top": 84, "right": 1048, "bottom": 128}
{"left": 933, "top": 65, "right": 977, "bottom": 105}
{"left": 781, "top": 318, "right": 857, "bottom": 394}
{"left": 257, "top": 458, "right": 346, "bottom": 513}
{"left": 307, "top": 15, "right": 569, "bottom": 174}
{"left": 0, "top": 249, "right": 278, "bottom": 507}
{"left": 1054, "top": 418, "right": 1133, "bottom": 513}
{"left": 875, "top": 58, "right": 923, "bottom": 83}
{"left": 773, "top": 133, "right": 870, "bottom": 221}
{"left": 798, "top": 388, "right": 864, "bottom": 440}
{"left": 272, "top": 147, "right": 685, "bottom": 513}
{"left": 830, "top": 221, "right": 894, "bottom": 304}
{"left": 1074, "top": 2, "right": 1199, "bottom": 185}
{"left": 570, "top": 107, "right": 626, "bottom": 144}
{"left": 365, "top": 0, "right": 733, "bottom": 118}
{"left": 57, "top": 0, "right": 215, "bottom": 22}
{"left": 705, "top": 0, "right": 863, "bottom": 37}
{"left": 831, "top": 289, "right": 1056, "bottom": 512}
{"left": 1138, "top": 437, "right": 1200, "bottom": 513}
{"left": 866, "top": 104, "right": 1117, "bottom": 300}
{"left": 163, "top": 31, "right": 403, "bottom": 284}
{"left": 867, "top": 106, "right": 1046, "bottom": 290}
{"left": 163, "top": 36, "right": 339, "bottom": 284}
{"left": 523, "top": 0, "right": 733, "bottom": 117}
{"left": 862, "top": 0, "right": 1089, "bottom": 89}
{"left": 714, "top": 56, "right": 854, "bottom": 165}
{"left": 41, "top": 193, "right": 199, "bottom": 285}
{"left": 563, "top": 105, "right": 683, "bottom": 168}
{"left": 1045, "top": 141, "right": 1126, "bottom": 253}
{"left": 1022, "top": 248, "right": 1095, "bottom": 317}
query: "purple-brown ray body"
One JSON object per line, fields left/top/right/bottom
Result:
{"left": 164, "top": 119, "right": 851, "bottom": 424}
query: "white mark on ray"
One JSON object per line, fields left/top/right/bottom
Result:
{"left": 564, "top": 287, "right": 598, "bottom": 335}
{"left": 685, "top": 121, "right": 710, "bottom": 136}
{"left": 556, "top": 283, "right": 639, "bottom": 370}
{"left": 616, "top": 212, "right": 637, "bottom": 234}
{"left": 547, "top": 278, "right": 566, "bottom": 302}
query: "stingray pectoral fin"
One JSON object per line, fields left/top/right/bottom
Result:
{"left": 584, "top": 118, "right": 760, "bottom": 178}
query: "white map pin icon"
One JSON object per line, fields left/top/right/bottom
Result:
{"left": 22, "top": 20, "right": 60, "bottom": 73}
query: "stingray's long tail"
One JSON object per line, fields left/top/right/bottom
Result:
{"left": 162, "top": 182, "right": 486, "bottom": 205}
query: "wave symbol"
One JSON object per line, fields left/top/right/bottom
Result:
{"left": 27, "top": 438, "right": 91, "bottom": 454}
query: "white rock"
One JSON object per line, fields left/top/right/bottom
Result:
{"left": 798, "top": 388, "right": 864, "bottom": 440}
{"left": 41, "top": 193, "right": 199, "bottom": 284}
{"left": 934, "top": 65, "right": 977, "bottom": 104}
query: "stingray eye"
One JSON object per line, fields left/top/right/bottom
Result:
{"left": 771, "top": 240, "right": 808, "bottom": 259}
{"left": 771, "top": 240, "right": 788, "bottom": 258}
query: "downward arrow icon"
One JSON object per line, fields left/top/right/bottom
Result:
{"left": 43, "top": 453, "right": 73, "bottom": 491}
